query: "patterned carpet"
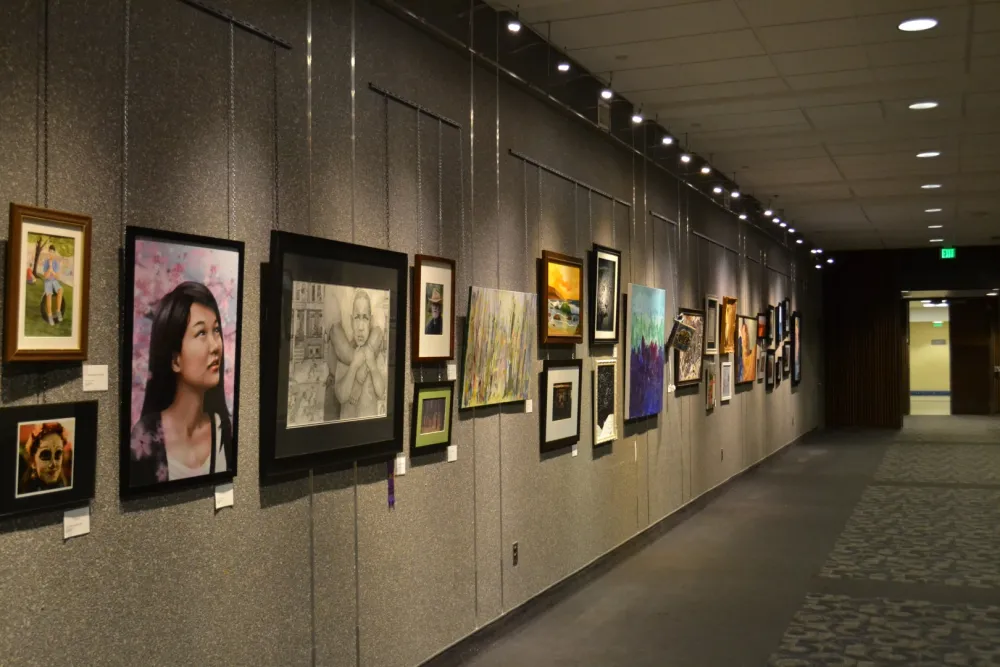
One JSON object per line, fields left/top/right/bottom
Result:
{"left": 770, "top": 417, "right": 1000, "bottom": 666}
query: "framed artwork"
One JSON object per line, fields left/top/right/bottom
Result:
{"left": 720, "top": 361, "right": 733, "bottom": 402}
{"left": 121, "top": 227, "right": 243, "bottom": 495}
{"left": 775, "top": 346, "right": 783, "bottom": 386}
{"left": 411, "top": 381, "right": 453, "bottom": 454}
{"left": 704, "top": 295, "right": 719, "bottom": 355}
{"left": 769, "top": 305, "right": 778, "bottom": 350}
{"left": 462, "top": 287, "right": 536, "bottom": 408}
{"left": 412, "top": 255, "right": 455, "bottom": 362}
{"left": 590, "top": 244, "right": 621, "bottom": 343}
{"left": 539, "top": 250, "right": 583, "bottom": 344}
{"left": 704, "top": 360, "right": 716, "bottom": 411}
{"left": 792, "top": 311, "right": 802, "bottom": 386}
{"left": 783, "top": 299, "right": 792, "bottom": 340}
{"left": 625, "top": 283, "right": 666, "bottom": 420}
{"left": 777, "top": 300, "right": 787, "bottom": 342}
{"left": 757, "top": 351, "right": 765, "bottom": 382}
{"left": 673, "top": 308, "right": 706, "bottom": 388}
{"left": 0, "top": 401, "right": 97, "bottom": 517}
{"left": 593, "top": 358, "right": 618, "bottom": 445}
{"left": 766, "top": 349, "right": 776, "bottom": 389}
{"left": 783, "top": 342, "right": 791, "bottom": 376}
{"left": 720, "top": 296, "right": 737, "bottom": 354}
{"left": 541, "top": 359, "right": 583, "bottom": 452}
{"left": 736, "top": 315, "right": 757, "bottom": 385}
{"left": 4, "top": 203, "right": 92, "bottom": 362}
{"left": 757, "top": 312, "right": 768, "bottom": 344}
{"left": 260, "top": 231, "right": 406, "bottom": 477}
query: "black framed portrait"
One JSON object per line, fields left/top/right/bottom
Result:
{"left": 766, "top": 349, "right": 776, "bottom": 390}
{"left": 792, "top": 311, "right": 802, "bottom": 386}
{"left": 540, "top": 358, "right": 583, "bottom": 452}
{"left": 261, "top": 231, "right": 407, "bottom": 477}
{"left": 121, "top": 227, "right": 244, "bottom": 496}
{"left": 589, "top": 243, "right": 621, "bottom": 344}
{"left": 768, "top": 304, "right": 777, "bottom": 350}
{"left": 0, "top": 401, "right": 97, "bottom": 517}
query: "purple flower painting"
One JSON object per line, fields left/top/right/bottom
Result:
{"left": 129, "top": 238, "right": 240, "bottom": 430}
{"left": 625, "top": 284, "right": 666, "bottom": 420}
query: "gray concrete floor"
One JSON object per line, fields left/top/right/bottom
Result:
{"left": 452, "top": 416, "right": 1000, "bottom": 667}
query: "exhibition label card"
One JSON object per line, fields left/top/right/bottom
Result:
{"left": 525, "top": 400, "right": 533, "bottom": 413}
{"left": 215, "top": 483, "right": 235, "bottom": 510}
{"left": 572, "top": 445, "right": 578, "bottom": 457}
{"left": 82, "top": 364, "right": 109, "bottom": 392}
{"left": 447, "top": 445, "right": 458, "bottom": 462}
{"left": 395, "top": 452, "right": 407, "bottom": 476}
{"left": 447, "top": 363, "right": 457, "bottom": 381}
{"left": 64, "top": 506, "right": 90, "bottom": 540}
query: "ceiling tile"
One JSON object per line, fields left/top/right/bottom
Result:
{"left": 735, "top": 0, "right": 856, "bottom": 27}
{"left": 865, "top": 36, "right": 966, "bottom": 67}
{"left": 805, "top": 102, "right": 885, "bottom": 128}
{"left": 971, "top": 31, "right": 1000, "bottom": 57}
{"left": 785, "top": 69, "right": 875, "bottom": 91}
{"left": 770, "top": 46, "right": 869, "bottom": 76}
{"left": 668, "top": 108, "right": 807, "bottom": 132}
{"left": 615, "top": 56, "right": 779, "bottom": 92}
{"left": 633, "top": 77, "right": 788, "bottom": 104}
{"left": 520, "top": 0, "right": 715, "bottom": 23}
{"left": 975, "top": 3, "right": 1000, "bottom": 31}
{"left": 548, "top": 1, "right": 747, "bottom": 49}
{"left": 756, "top": 18, "right": 861, "bottom": 52}
{"left": 855, "top": 6, "right": 970, "bottom": 43}
{"left": 571, "top": 30, "right": 765, "bottom": 72}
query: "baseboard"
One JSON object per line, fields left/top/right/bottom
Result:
{"left": 420, "top": 428, "right": 816, "bottom": 667}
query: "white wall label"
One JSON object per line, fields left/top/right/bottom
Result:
{"left": 525, "top": 400, "right": 533, "bottom": 413}
{"left": 612, "top": 345, "right": 618, "bottom": 359}
{"left": 82, "top": 365, "right": 109, "bottom": 392}
{"left": 64, "top": 506, "right": 90, "bottom": 540}
{"left": 447, "top": 445, "right": 458, "bottom": 462}
{"left": 394, "top": 452, "right": 407, "bottom": 476}
{"left": 571, "top": 445, "right": 578, "bottom": 457}
{"left": 447, "top": 363, "right": 457, "bottom": 381}
{"left": 215, "top": 483, "right": 234, "bottom": 510}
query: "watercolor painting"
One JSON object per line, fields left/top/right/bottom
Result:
{"left": 674, "top": 309, "right": 706, "bottom": 387}
{"left": 736, "top": 315, "right": 757, "bottom": 384}
{"left": 720, "top": 296, "right": 737, "bottom": 354}
{"left": 625, "top": 283, "right": 666, "bottom": 420}
{"left": 462, "top": 287, "right": 536, "bottom": 408}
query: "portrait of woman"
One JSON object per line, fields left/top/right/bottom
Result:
{"left": 122, "top": 228, "right": 243, "bottom": 494}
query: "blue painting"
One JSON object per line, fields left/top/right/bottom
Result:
{"left": 625, "top": 284, "right": 665, "bottom": 420}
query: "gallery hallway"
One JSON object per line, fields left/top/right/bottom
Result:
{"left": 436, "top": 416, "right": 1000, "bottom": 667}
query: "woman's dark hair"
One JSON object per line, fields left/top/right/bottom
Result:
{"left": 29, "top": 423, "right": 67, "bottom": 457}
{"left": 141, "top": 281, "right": 233, "bottom": 448}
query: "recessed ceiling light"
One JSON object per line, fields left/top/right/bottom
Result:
{"left": 898, "top": 17, "right": 938, "bottom": 32}
{"left": 731, "top": 190, "right": 740, "bottom": 198}
{"left": 928, "top": 225, "right": 943, "bottom": 229}
{"left": 600, "top": 88, "right": 613, "bottom": 100}
{"left": 680, "top": 154, "right": 691, "bottom": 163}
{"left": 779, "top": 222, "right": 787, "bottom": 228}
{"left": 796, "top": 239, "right": 803, "bottom": 244}
{"left": 989, "top": 292, "right": 999, "bottom": 297}
{"left": 917, "top": 151, "right": 941, "bottom": 158}
{"left": 713, "top": 186, "right": 723, "bottom": 194}
{"left": 631, "top": 112, "right": 643, "bottom": 124}
{"left": 909, "top": 101, "right": 939, "bottom": 110}
{"left": 507, "top": 18, "right": 522, "bottom": 33}
{"left": 773, "top": 217, "right": 781, "bottom": 224}
{"left": 788, "top": 228, "right": 796, "bottom": 233}
{"left": 557, "top": 61, "right": 570, "bottom": 73}
{"left": 930, "top": 238, "right": 944, "bottom": 242}
{"left": 661, "top": 135, "right": 674, "bottom": 146}
{"left": 764, "top": 209, "right": 773, "bottom": 217}
{"left": 925, "top": 208, "right": 942, "bottom": 213}
{"left": 738, "top": 213, "right": 747, "bottom": 220}
{"left": 815, "top": 264, "right": 822, "bottom": 269}
{"left": 827, "top": 258, "right": 834, "bottom": 264}
{"left": 816, "top": 248, "right": 824, "bottom": 254}
{"left": 700, "top": 165, "right": 711, "bottom": 175}
{"left": 921, "top": 184, "right": 942, "bottom": 189}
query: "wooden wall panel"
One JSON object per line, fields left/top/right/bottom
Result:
{"left": 950, "top": 300, "right": 993, "bottom": 415}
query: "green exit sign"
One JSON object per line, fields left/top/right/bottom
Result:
{"left": 941, "top": 247, "right": 956, "bottom": 259}
{"left": 933, "top": 322, "right": 943, "bottom": 328}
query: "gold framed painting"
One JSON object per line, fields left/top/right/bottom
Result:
{"left": 720, "top": 296, "right": 737, "bottom": 354}
{"left": 4, "top": 204, "right": 92, "bottom": 362}
{"left": 539, "top": 250, "right": 584, "bottom": 344}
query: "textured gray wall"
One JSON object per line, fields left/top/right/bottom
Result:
{"left": 0, "top": 1, "right": 823, "bottom": 666}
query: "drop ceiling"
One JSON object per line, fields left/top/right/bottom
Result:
{"left": 495, "top": 0, "right": 1000, "bottom": 251}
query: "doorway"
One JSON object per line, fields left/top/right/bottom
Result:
{"left": 908, "top": 300, "right": 951, "bottom": 415}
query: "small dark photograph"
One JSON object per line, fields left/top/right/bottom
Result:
{"left": 595, "top": 258, "right": 615, "bottom": 332}
{"left": 552, "top": 382, "right": 573, "bottom": 421}
{"left": 596, "top": 365, "right": 615, "bottom": 428}
{"left": 420, "top": 397, "right": 446, "bottom": 435}
{"left": 424, "top": 282, "right": 444, "bottom": 335}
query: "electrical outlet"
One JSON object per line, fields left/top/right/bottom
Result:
{"left": 512, "top": 542, "right": 519, "bottom": 566}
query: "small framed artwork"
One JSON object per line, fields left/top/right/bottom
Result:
{"left": 539, "top": 250, "right": 584, "bottom": 344}
{"left": 4, "top": 203, "right": 92, "bottom": 362}
{"left": 757, "top": 352, "right": 765, "bottom": 382}
{"left": 590, "top": 244, "right": 621, "bottom": 344}
{"left": 541, "top": 359, "right": 583, "bottom": 452}
{"left": 704, "top": 360, "right": 716, "bottom": 411}
{"left": 736, "top": 315, "right": 757, "bottom": 385}
{"left": 783, "top": 299, "right": 792, "bottom": 340}
{"left": 626, "top": 284, "right": 666, "bottom": 419}
{"left": 720, "top": 296, "right": 738, "bottom": 354}
{"left": 766, "top": 349, "right": 776, "bottom": 389}
{"left": 0, "top": 401, "right": 98, "bottom": 517}
{"left": 462, "top": 287, "right": 536, "bottom": 408}
{"left": 769, "top": 305, "right": 778, "bottom": 350}
{"left": 775, "top": 347, "right": 783, "bottom": 386}
{"left": 783, "top": 342, "right": 791, "bottom": 376}
{"left": 261, "top": 231, "right": 407, "bottom": 477}
{"left": 121, "top": 227, "right": 244, "bottom": 496}
{"left": 792, "top": 311, "right": 802, "bottom": 386}
{"left": 412, "top": 255, "right": 456, "bottom": 362}
{"left": 593, "top": 358, "right": 618, "bottom": 445}
{"left": 704, "top": 295, "right": 719, "bottom": 355}
{"left": 411, "top": 381, "right": 453, "bottom": 454}
{"left": 673, "top": 308, "right": 706, "bottom": 388}
{"left": 757, "top": 312, "right": 769, "bottom": 345}
{"left": 720, "top": 361, "right": 733, "bottom": 402}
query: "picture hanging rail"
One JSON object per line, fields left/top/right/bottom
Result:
{"left": 176, "top": 0, "right": 292, "bottom": 49}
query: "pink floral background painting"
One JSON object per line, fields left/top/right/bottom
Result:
{"left": 130, "top": 239, "right": 240, "bottom": 429}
